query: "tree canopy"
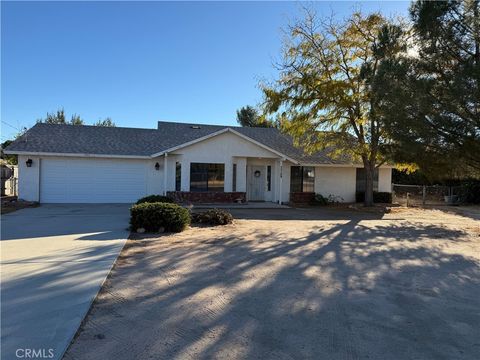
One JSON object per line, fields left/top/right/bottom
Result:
{"left": 236, "top": 105, "right": 275, "bottom": 128}
{"left": 1, "top": 140, "right": 17, "bottom": 165}
{"left": 37, "top": 108, "right": 85, "bottom": 125}
{"left": 262, "top": 11, "right": 405, "bottom": 205}
{"left": 373, "top": 0, "right": 480, "bottom": 179}
{"left": 94, "top": 117, "right": 116, "bottom": 127}
{"left": 36, "top": 108, "right": 116, "bottom": 127}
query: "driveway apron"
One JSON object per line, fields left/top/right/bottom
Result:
{"left": 1, "top": 204, "right": 130, "bottom": 360}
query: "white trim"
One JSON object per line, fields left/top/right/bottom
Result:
{"left": 4, "top": 150, "right": 150, "bottom": 159}
{"left": 163, "top": 153, "right": 168, "bottom": 195}
{"left": 278, "top": 159, "right": 283, "bottom": 204}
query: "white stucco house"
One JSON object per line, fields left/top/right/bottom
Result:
{"left": 4, "top": 121, "right": 392, "bottom": 204}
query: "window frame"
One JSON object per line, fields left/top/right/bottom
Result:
{"left": 190, "top": 163, "right": 225, "bottom": 192}
{"left": 290, "top": 166, "right": 315, "bottom": 193}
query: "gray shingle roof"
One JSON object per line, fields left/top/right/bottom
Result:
{"left": 5, "top": 121, "right": 355, "bottom": 165}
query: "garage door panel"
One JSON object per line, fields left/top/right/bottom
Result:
{"left": 40, "top": 158, "right": 147, "bottom": 203}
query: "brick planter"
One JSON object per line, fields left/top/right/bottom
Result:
{"left": 290, "top": 192, "right": 315, "bottom": 204}
{"left": 167, "top": 191, "right": 246, "bottom": 203}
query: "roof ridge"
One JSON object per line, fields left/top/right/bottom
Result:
{"left": 157, "top": 120, "right": 282, "bottom": 133}
{"left": 157, "top": 120, "right": 242, "bottom": 129}
{"left": 35, "top": 122, "right": 158, "bottom": 131}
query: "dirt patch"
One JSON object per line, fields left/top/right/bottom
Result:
{"left": 64, "top": 207, "right": 480, "bottom": 360}
{"left": 1, "top": 199, "right": 39, "bottom": 214}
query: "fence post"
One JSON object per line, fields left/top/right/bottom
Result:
{"left": 422, "top": 185, "right": 426, "bottom": 206}
{"left": 406, "top": 192, "right": 410, "bottom": 207}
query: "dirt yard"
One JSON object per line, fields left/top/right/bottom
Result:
{"left": 64, "top": 207, "right": 480, "bottom": 360}
{"left": 1, "top": 198, "right": 38, "bottom": 214}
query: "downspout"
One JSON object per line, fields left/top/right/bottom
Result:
{"left": 163, "top": 153, "right": 168, "bottom": 195}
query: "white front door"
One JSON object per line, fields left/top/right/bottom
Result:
{"left": 247, "top": 165, "right": 265, "bottom": 201}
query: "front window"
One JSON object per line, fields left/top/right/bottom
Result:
{"left": 190, "top": 163, "right": 225, "bottom": 192}
{"left": 290, "top": 166, "right": 315, "bottom": 193}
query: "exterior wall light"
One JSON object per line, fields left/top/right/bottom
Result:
{"left": 155, "top": 162, "right": 160, "bottom": 171}
{"left": 26, "top": 159, "right": 33, "bottom": 167}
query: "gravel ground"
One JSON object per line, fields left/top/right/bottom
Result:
{"left": 64, "top": 207, "right": 480, "bottom": 360}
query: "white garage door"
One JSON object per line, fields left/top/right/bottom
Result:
{"left": 40, "top": 158, "right": 147, "bottom": 203}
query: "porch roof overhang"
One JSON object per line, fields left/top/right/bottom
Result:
{"left": 298, "top": 163, "right": 395, "bottom": 168}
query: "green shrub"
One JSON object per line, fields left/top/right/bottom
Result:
{"left": 310, "top": 194, "right": 330, "bottom": 205}
{"left": 355, "top": 191, "right": 392, "bottom": 203}
{"left": 458, "top": 180, "right": 480, "bottom": 204}
{"left": 136, "top": 194, "right": 175, "bottom": 205}
{"left": 310, "top": 193, "right": 343, "bottom": 205}
{"left": 191, "top": 209, "right": 233, "bottom": 225}
{"left": 130, "top": 202, "right": 190, "bottom": 233}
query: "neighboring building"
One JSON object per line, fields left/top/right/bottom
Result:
{"left": 4, "top": 121, "right": 392, "bottom": 204}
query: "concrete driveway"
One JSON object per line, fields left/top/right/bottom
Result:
{"left": 1, "top": 204, "right": 130, "bottom": 360}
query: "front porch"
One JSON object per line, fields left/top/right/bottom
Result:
{"left": 161, "top": 154, "right": 289, "bottom": 204}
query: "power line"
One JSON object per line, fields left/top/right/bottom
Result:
{"left": 1, "top": 121, "right": 20, "bottom": 131}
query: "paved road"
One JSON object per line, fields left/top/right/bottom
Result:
{"left": 1, "top": 204, "right": 130, "bottom": 360}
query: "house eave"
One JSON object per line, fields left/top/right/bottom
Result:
{"left": 299, "top": 163, "right": 395, "bottom": 168}
{"left": 3, "top": 150, "right": 151, "bottom": 160}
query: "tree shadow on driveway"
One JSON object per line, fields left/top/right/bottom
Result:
{"left": 65, "top": 219, "right": 480, "bottom": 360}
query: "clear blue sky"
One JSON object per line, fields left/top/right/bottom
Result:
{"left": 1, "top": 1, "right": 409, "bottom": 140}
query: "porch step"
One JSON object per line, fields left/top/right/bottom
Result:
{"left": 191, "top": 202, "right": 290, "bottom": 209}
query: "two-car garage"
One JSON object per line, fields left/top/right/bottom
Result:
{"left": 38, "top": 157, "right": 148, "bottom": 203}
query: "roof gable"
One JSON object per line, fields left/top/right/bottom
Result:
{"left": 154, "top": 128, "right": 297, "bottom": 162}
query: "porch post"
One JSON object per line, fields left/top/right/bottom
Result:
{"left": 278, "top": 159, "right": 283, "bottom": 204}
{"left": 180, "top": 160, "right": 190, "bottom": 191}
{"left": 163, "top": 153, "right": 168, "bottom": 195}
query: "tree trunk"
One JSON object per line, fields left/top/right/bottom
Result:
{"left": 364, "top": 162, "right": 375, "bottom": 207}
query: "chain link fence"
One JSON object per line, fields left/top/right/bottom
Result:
{"left": 392, "top": 183, "right": 462, "bottom": 207}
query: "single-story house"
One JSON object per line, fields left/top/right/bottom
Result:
{"left": 4, "top": 121, "right": 392, "bottom": 204}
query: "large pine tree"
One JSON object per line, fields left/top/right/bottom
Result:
{"left": 374, "top": 0, "right": 480, "bottom": 177}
